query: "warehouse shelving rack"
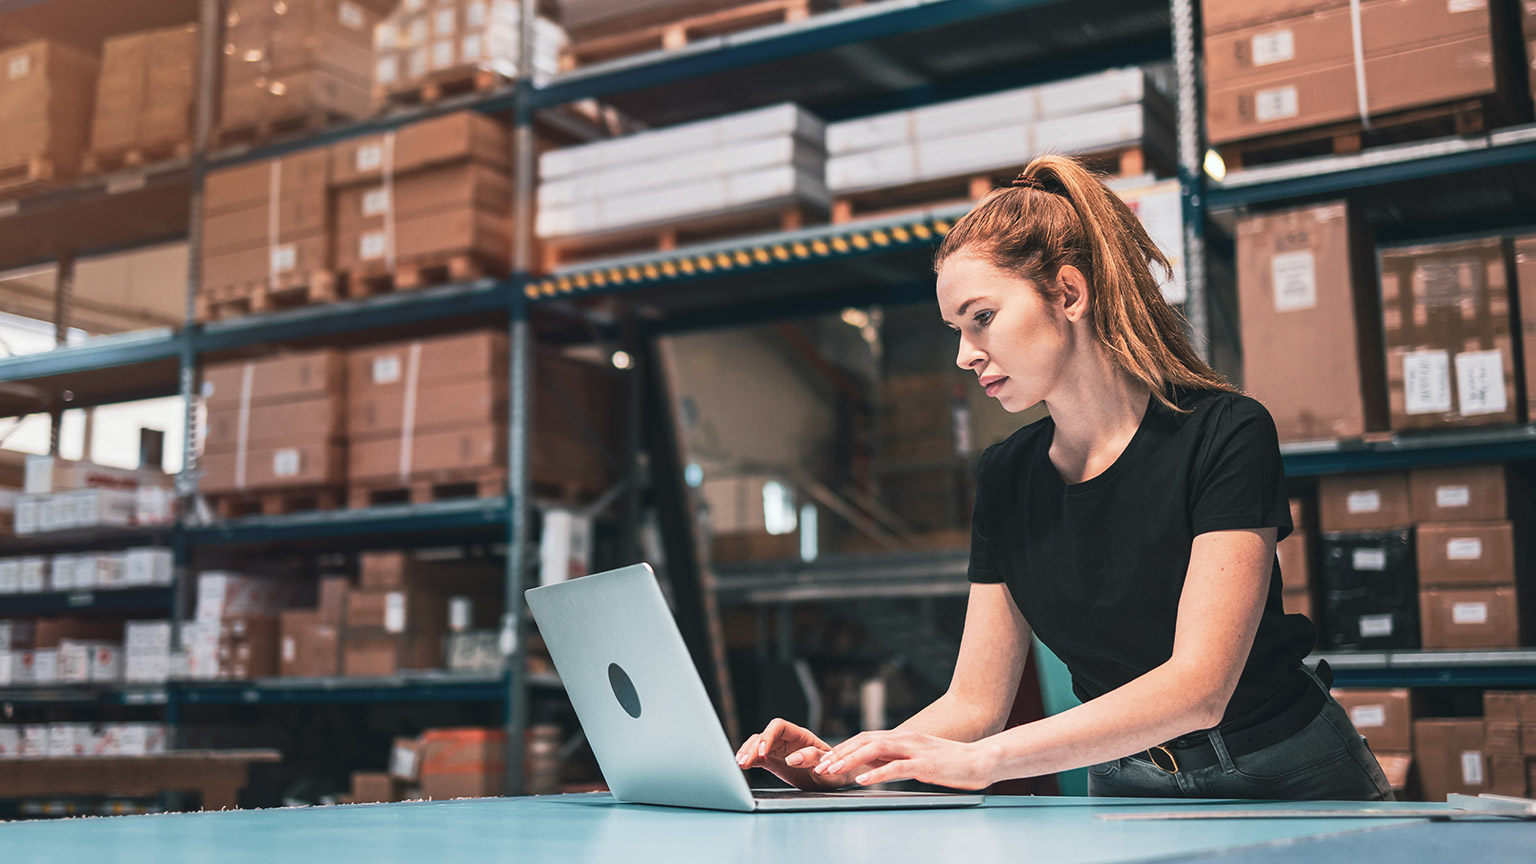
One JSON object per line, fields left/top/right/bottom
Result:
{"left": 3, "top": 0, "right": 1536, "bottom": 799}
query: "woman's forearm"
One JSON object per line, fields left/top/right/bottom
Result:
{"left": 977, "top": 659, "right": 1221, "bottom": 781}
{"left": 894, "top": 691, "right": 1010, "bottom": 744}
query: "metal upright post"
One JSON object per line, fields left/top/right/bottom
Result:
{"left": 501, "top": 0, "right": 540, "bottom": 798}
{"left": 47, "top": 252, "right": 75, "bottom": 455}
{"left": 1172, "top": 0, "right": 1211, "bottom": 360}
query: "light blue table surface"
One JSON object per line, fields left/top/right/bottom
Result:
{"left": 0, "top": 794, "right": 1474, "bottom": 864}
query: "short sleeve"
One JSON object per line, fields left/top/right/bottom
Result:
{"left": 1190, "top": 396, "right": 1292, "bottom": 541}
{"left": 968, "top": 446, "right": 1005, "bottom": 583}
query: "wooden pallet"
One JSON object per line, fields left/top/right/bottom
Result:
{"left": 375, "top": 66, "right": 510, "bottom": 109}
{"left": 348, "top": 468, "right": 507, "bottom": 510}
{"left": 830, "top": 144, "right": 1153, "bottom": 225}
{"left": 560, "top": 0, "right": 811, "bottom": 70}
{"left": 82, "top": 140, "right": 192, "bottom": 175}
{"left": 540, "top": 203, "right": 821, "bottom": 273}
{"left": 1216, "top": 98, "right": 1492, "bottom": 171}
{"left": 0, "top": 156, "right": 60, "bottom": 198}
{"left": 213, "top": 109, "right": 353, "bottom": 149}
{"left": 342, "top": 252, "right": 504, "bottom": 299}
{"left": 196, "top": 270, "right": 339, "bottom": 322}
{"left": 206, "top": 486, "right": 345, "bottom": 520}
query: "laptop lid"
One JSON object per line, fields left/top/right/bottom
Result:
{"left": 526, "top": 564, "right": 758, "bottom": 812}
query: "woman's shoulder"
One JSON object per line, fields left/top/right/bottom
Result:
{"left": 1173, "top": 387, "right": 1276, "bottom": 428}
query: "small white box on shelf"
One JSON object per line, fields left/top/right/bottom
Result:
{"left": 0, "top": 725, "right": 19, "bottom": 758}
{"left": 18, "top": 557, "right": 47, "bottom": 593}
{"left": 135, "top": 485, "right": 176, "bottom": 526}
{"left": 0, "top": 559, "right": 20, "bottom": 593}
{"left": 51, "top": 554, "right": 77, "bottom": 591}
{"left": 0, "top": 649, "right": 32, "bottom": 686}
{"left": 31, "top": 647, "right": 59, "bottom": 684}
{"left": 124, "top": 548, "right": 174, "bottom": 587}
{"left": 14, "top": 496, "right": 39, "bottom": 534}
{"left": 20, "top": 724, "right": 48, "bottom": 757}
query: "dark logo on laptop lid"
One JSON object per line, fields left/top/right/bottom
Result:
{"left": 609, "top": 663, "right": 642, "bottom": 718}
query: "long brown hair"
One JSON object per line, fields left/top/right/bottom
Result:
{"left": 934, "top": 154, "right": 1232, "bottom": 411}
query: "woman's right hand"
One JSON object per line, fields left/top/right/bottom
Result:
{"left": 736, "top": 718, "right": 852, "bottom": 791}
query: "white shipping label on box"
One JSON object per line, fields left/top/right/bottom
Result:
{"left": 1271, "top": 250, "right": 1317, "bottom": 311}
{"left": 450, "top": 597, "right": 472, "bottom": 632}
{"left": 1452, "top": 602, "right": 1489, "bottom": 625}
{"left": 431, "top": 39, "right": 454, "bottom": 70}
{"left": 1455, "top": 350, "right": 1508, "bottom": 416}
{"left": 282, "top": 636, "right": 297, "bottom": 663}
{"left": 434, "top": 8, "right": 455, "bottom": 34}
{"left": 270, "top": 244, "right": 297, "bottom": 274}
{"left": 466, "top": 0, "right": 487, "bottom": 28}
{"left": 372, "top": 355, "right": 402, "bottom": 384}
{"left": 1347, "top": 490, "right": 1382, "bottom": 514}
{"left": 1448, "top": 0, "right": 1487, "bottom": 11}
{"left": 1461, "top": 751, "right": 1484, "bottom": 785}
{"left": 376, "top": 56, "right": 399, "bottom": 85}
{"left": 1251, "top": 29, "right": 1296, "bottom": 66}
{"left": 8, "top": 55, "right": 30, "bottom": 80}
{"left": 356, "top": 144, "right": 384, "bottom": 172}
{"left": 1349, "top": 705, "right": 1387, "bottom": 728}
{"left": 1436, "top": 485, "right": 1472, "bottom": 508}
{"left": 1446, "top": 538, "right": 1484, "bottom": 561}
{"left": 1359, "top": 614, "right": 1395, "bottom": 637}
{"left": 0, "top": 726, "right": 18, "bottom": 757}
{"left": 1404, "top": 350, "right": 1453, "bottom": 415}
{"left": 385, "top": 592, "right": 407, "bottom": 633}
{"left": 362, "top": 188, "right": 391, "bottom": 217}
{"left": 338, "top": 0, "right": 365, "bottom": 29}
{"left": 408, "top": 47, "right": 429, "bottom": 78}
{"left": 1255, "top": 85, "right": 1300, "bottom": 122}
{"left": 1353, "top": 548, "right": 1388, "bottom": 571}
{"left": 360, "top": 231, "right": 388, "bottom": 261}
{"left": 272, "top": 449, "right": 302, "bottom": 478}
{"left": 392, "top": 744, "right": 418, "bottom": 780}
{"left": 461, "top": 33, "right": 483, "bottom": 61}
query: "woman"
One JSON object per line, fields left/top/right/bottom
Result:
{"left": 735, "top": 155, "right": 1392, "bottom": 800}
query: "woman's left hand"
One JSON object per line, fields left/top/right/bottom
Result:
{"left": 813, "top": 730, "right": 996, "bottom": 790}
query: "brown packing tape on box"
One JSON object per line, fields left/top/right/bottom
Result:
{"left": 330, "top": 112, "right": 512, "bottom": 187}
{"left": 1409, "top": 463, "right": 1508, "bottom": 523}
{"left": 1380, "top": 237, "right": 1518, "bottom": 431}
{"left": 1317, "top": 472, "right": 1411, "bottom": 532}
{"left": 1235, "top": 202, "right": 1386, "bottom": 443}
{"left": 201, "top": 442, "right": 345, "bottom": 494}
{"left": 1416, "top": 521, "right": 1515, "bottom": 587}
{"left": 1331, "top": 688, "right": 1412, "bottom": 751}
{"left": 1418, "top": 586, "right": 1520, "bottom": 649}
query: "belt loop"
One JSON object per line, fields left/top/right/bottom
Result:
{"left": 1208, "top": 728, "right": 1238, "bottom": 774}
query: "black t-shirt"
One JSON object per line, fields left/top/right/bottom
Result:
{"left": 968, "top": 387, "right": 1315, "bottom": 726}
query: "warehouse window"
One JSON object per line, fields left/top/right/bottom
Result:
{"left": 763, "top": 481, "right": 797, "bottom": 536}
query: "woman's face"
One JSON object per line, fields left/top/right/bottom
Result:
{"left": 936, "top": 253, "right": 1073, "bottom": 413}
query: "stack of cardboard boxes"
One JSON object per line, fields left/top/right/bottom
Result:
{"left": 278, "top": 577, "right": 349, "bottom": 677}
{"left": 15, "top": 455, "right": 174, "bottom": 535}
{"left": 202, "top": 349, "right": 347, "bottom": 501}
{"left": 184, "top": 572, "right": 300, "bottom": 680}
{"left": 200, "top": 150, "right": 335, "bottom": 311}
{"left": 0, "top": 40, "right": 97, "bottom": 187}
{"left": 373, "top": 0, "right": 565, "bottom": 97}
{"left": 1277, "top": 498, "right": 1312, "bottom": 618}
{"left": 1331, "top": 688, "right": 1412, "bottom": 796}
{"left": 343, "top": 553, "right": 452, "bottom": 676}
{"left": 219, "top": 0, "right": 381, "bottom": 134}
{"left": 1203, "top": 0, "right": 1505, "bottom": 150}
{"left": 1315, "top": 464, "right": 1523, "bottom": 651}
{"left": 1484, "top": 690, "right": 1536, "bottom": 797}
{"left": 88, "top": 25, "right": 199, "bottom": 165}
{"left": 1414, "top": 716, "right": 1490, "bottom": 802}
{"left": 329, "top": 111, "right": 512, "bottom": 281}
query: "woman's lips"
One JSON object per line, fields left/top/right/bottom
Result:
{"left": 983, "top": 377, "right": 1008, "bottom": 397}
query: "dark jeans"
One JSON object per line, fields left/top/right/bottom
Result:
{"left": 1086, "top": 665, "right": 1394, "bottom": 801}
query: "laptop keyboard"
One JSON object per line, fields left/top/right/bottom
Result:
{"left": 751, "top": 789, "right": 930, "bottom": 799}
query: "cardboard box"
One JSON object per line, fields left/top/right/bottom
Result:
{"left": 391, "top": 736, "right": 422, "bottom": 781}
{"left": 201, "top": 441, "right": 346, "bottom": 493}
{"left": 329, "top": 112, "right": 511, "bottom": 186}
{"left": 1516, "top": 236, "right": 1536, "bottom": 422}
{"left": 204, "top": 395, "right": 345, "bottom": 454}
{"left": 199, "top": 231, "right": 331, "bottom": 292}
{"left": 1201, "top": 0, "right": 1346, "bottom": 35}
{"left": 220, "top": 66, "right": 372, "bottom": 129}
{"left": 279, "top": 609, "right": 341, "bottom": 678}
{"left": 1419, "top": 586, "right": 1520, "bottom": 649}
{"left": 1485, "top": 722, "right": 1521, "bottom": 754}
{"left": 1207, "top": 36, "right": 1499, "bottom": 144}
{"left": 1276, "top": 498, "right": 1311, "bottom": 591}
{"left": 204, "top": 149, "right": 332, "bottom": 216}
{"left": 74, "top": 241, "right": 190, "bottom": 334}
{"left": 1488, "top": 754, "right": 1526, "bottom": 793}
{"left": 419, "top": 728, "right": 505, "bottom": 799}
{"left": 1204, "top": 0, "right": 1491, "bottom": 86}
{"left": 1236, "top": 202, "right": 1385, "bottom": 443}
{"left": 334, "top": 163, "right": 512, "bottom": 234}
{"left": 1380, "top": 238, "right": 1518, "bottom": 431}
{"left": 335, "top": 205, "right": 510, "bottom": 272}
{"left": 90, "top": 25, "right": 198, "bottom": 155}
{"left": 1523, "top": 724, "right": 1536, "bottom": 756}
{"left": 319, "top": 577, "right": 350, "bottom": 627}
{"left": 342, "top": 630, "right": 444, "bottom": 676}
{"left": 203, "top": 350, "right": 344, "bottom": 408}
{"left": 348, "top": 375, "right": 504, "bottom": 439}
{"left": 24, "top": 454, "right": 164, "bottom": 495}
{"left": 358, "top": 552, "right": 500, "bottom": 595}
{"left": 349, "top": 422, "right": 505, "bottom": 483}
{"left": 1413, "top": 719, "right": 1487, "bottom": 801}
{"left": 219, "top": 0, "right": 377, "bottom": 128}
{"left": 350, "top": 771, "right": 397, "bottom": 804}
{"left": 1409, "top": 464, "right": 1508, "bottom": 523}
{"left": 345, "top": 588, "right": 449, "bottom": 635}
{"left": 348, "top": 330, "right": 507, "bottom": 397}
{"left": 1416, "top": 521, "right": 1515, "bottom": 587}
{"left": 1331, "top": 688, "right": 1413, "bottom": 751}
{"left": 1318, "top": 472, "right": 1411, "bottom": 532}
{"left": 1320, "top": 529, "right": 1419, "bottom": 649}
{"left": 1483, "top": 690, "right": 1525, "bottom": 722}
{"left": 0, "top": 41, "right": 99, "bottom": 176}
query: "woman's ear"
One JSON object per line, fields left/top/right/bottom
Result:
{"left": 1057, "top": 266, "right": 1090, "bottom": 323}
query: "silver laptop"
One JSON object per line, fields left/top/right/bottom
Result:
{"left": 526, "top": 563, "right": 986, "bottom": 812}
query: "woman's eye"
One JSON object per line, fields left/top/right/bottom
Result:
{"left": 974, "top": 311, "right": 994, "bottom": 326}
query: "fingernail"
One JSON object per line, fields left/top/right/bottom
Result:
{"left": 829, "top": 760, "right": 845, "bottom": 773}
{"left": 786, "top": 754, "right": 802, "bottom": 766}
{"left": 855, "top": 773, "right": 870, "bottom": 785}
{"left": 758, "top": 742, "right": 767, "bottom": 756}
{"left": 737, "top": 755, "right": 747, "bottom": 765}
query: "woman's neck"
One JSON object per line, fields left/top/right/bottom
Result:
{"left": 1043, "top": 347, "right": 1152, "bottom": 484}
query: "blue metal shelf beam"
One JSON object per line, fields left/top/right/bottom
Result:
{"left": 1281, "top": 426, "right": 1536, "bottom": 477}
{"left": 183, "top": 497, "right": 511, "bottom": 547}
{"left": 0, "top": 587, "right": 175, "bottom": 617}
{"left": 0, "top": 673, "right": 561, "bottom": 708}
